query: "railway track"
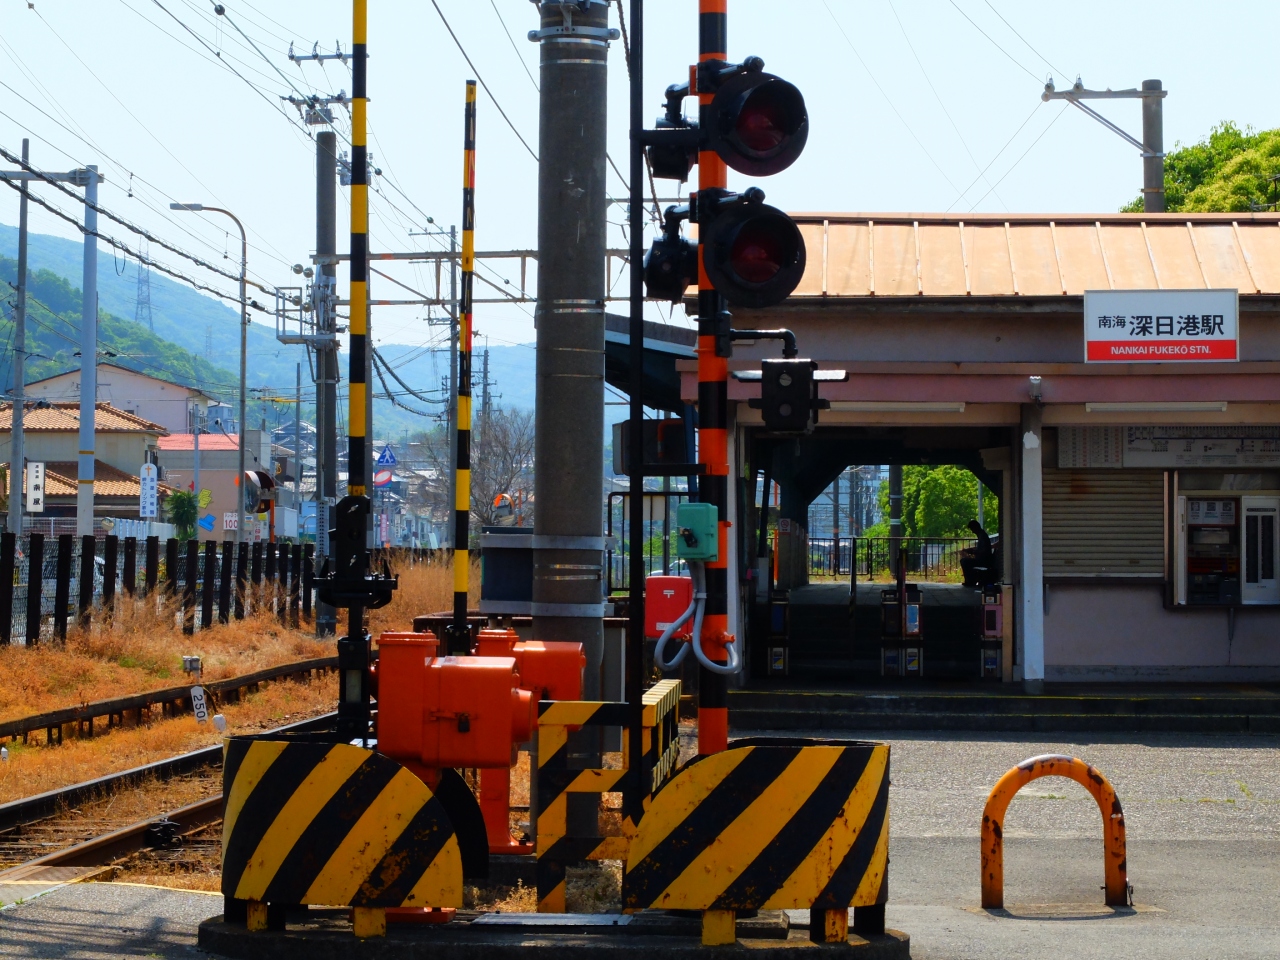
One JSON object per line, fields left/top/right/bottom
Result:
{"left": 0, "top": 711, "right": 336, "bottom": 885}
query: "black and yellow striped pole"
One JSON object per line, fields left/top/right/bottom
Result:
{"left": 348, "top": 0, "right": 369, "bottom": 501}
{"left": 449, "top": 81, "right": 477, "bottom": 652}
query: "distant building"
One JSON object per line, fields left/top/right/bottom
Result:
{"left": 157, "top": 429, "right": 274, "bottom": 542}
{"left": 23, "top": 363, "right": 223, "bottom": 435}
{"left": 0, "top": 402, "right": 170, "bottom": 530}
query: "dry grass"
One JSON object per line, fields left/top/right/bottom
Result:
{"left": 367, "top": 557, "right": 479, "bottom": 636}
{"left": 0, "top": 673, "right": 334, "bottom": 803}
{"left": 0, "top": 600, "right": 330, "bottom": 724}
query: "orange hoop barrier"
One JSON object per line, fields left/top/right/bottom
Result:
{"left": 981, "top": 754, "right": 1130, "bottom": 909}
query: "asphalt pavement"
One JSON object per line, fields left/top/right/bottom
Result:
{"left": 1, "top": 730, "right": 1277, "bottom": 959}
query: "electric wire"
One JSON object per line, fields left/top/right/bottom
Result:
{"left": 944, "top": 100, "right": 1042, "bottom": 212}
{"left": 428, "top": 0, "right": 539, "bottom": 163}
{"left": 372, "top": 349, "right": 444, "bottom": 406}
{"left": 821, "top": 1, "right": 963, "bottom": 195}
{"left": 946, "top": 0, "right": 1043, "bottom": 83}
{"left": 0, "top": 145, "right": 274, "bottom": 296}
{"left": 886, "top": 0, "right": 1005, "bottom": 209}
{"left": 980, "top": 1, "right": 1068, "bottom": 80}
{"left": 968, "top": 104, "right": 1069, "bottom": 211}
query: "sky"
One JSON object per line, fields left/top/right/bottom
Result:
{"left": 2, "top": 0, "right": 1279, "bottom": 381}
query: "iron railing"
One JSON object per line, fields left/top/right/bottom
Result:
{"left": 808, "top": 536, "right": 980, "bottom": 582}
{"left": 604, "top": 491, "right": 691, "bottom": 592}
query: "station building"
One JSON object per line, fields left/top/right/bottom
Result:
{"left": 691, "top": 212, "right": 1280, "bottom": 686}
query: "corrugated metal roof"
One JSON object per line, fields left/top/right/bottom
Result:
{"left": 789, "top": 213, "right": 1280, "bottom": 299}
{"left": 0, "top": 402, "right": 165, "bottom": 434}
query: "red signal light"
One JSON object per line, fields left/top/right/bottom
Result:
{"left": 710, "top": 71, "right": 808, "bottom": 177}
{"left": 702, "top": 195, "right": 806, "bottom": 309}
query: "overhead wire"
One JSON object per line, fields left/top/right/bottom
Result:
{"left": 980, "top": 1, "right": 1068, "bottom": 79}
{"left": 886, "top": 0, "right": 1006, "bottom": 210}
{"left": 943, "top": 100, "right": 1042, "bottom": 212}
{"left": 820, "top": 1, "right": 963, "bottom": 194}
{"left": 946, "top": 0, "right": 1043, "bottom": 84}
{"left": 427, "top": 0, "right": 539, "bottom": 163}
{"left": 968, "top": 104, "right": 1069, "bottom": 211}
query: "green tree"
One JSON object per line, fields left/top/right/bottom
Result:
{"left": 868, "top": 465, "right": 997, "bottom": 538}
{"left": 166, "top": 490, "right": 199, "bottom": 540}
{"left": 1121, "top": 122, "right": 1280, "bottom": 213}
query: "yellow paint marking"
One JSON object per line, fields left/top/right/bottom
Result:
{"left": 625, "top": 747, "right": 753, "bottom": 870}
{"left": 402, "top": 834, "right": 463, "bottom": 908}
{"left": 234, "top": 746, "right": 370, "bottom": 901}
{"left": 302, "top": 768, "right": 428, "bottom": 906}
{"left": 536, "top": 792, "right": 567, "bottom": 847}
{"left": 538, "top": 878, "right": 566, "bottom": 914}
{"left": 566, "top": 768, "right": 627, "bottom": 794}
{"left": 454, "top": 470, "right": 471, "bottom": 510}
{"left": 763, "top": 747, "right": 888, "bottom": 908}
{"left": 538, "top": 723, "right": 569, "bottom": 762}
{"left": 539, "top": 702, "right": 607, "bottom": 727}
{"left": 657, "top": 747, "right": 842, "bottom": 906}
{"left": 221, "top": 741, "right": 288, "bottom": 851}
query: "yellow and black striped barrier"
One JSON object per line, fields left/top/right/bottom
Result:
{"left": 624, "top": 739, "right": 890, "bottom": 944}
{"left": 535, "top": 679, "right": 681, "bottom": 912}
{"left": 221, "top": 738, "right": 463, "bottom": 936}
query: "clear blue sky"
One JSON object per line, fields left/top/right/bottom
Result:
{"left": 2, "top": 0, "right": 1277, "bottom": 354}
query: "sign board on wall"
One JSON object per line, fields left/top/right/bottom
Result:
{"left": 1084, "top": 289, "right": 1238, "bottom": 363}
{"left": 24, "top": 461, "right": 45, "bottom": 513}
{"left": 1060, "top": 426, "right": 1280, "bottom": 469}
{"left": 139, "top": 463, "right": 158, "bottom": 518}
{"left": 1187, "top": 499, "right": 1237, "bottom": 526}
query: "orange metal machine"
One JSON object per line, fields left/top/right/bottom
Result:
{"left": 373, "top": 628, "right": 585, "bottom": 854}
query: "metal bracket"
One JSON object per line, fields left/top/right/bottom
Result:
{"left": 528, "top": 24, "right": 619, "bottom": 42}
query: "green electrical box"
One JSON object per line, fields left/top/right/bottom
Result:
{"left": 675, "top": 502, "right": 719, "bottom": 562}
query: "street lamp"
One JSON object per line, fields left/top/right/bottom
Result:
{"left": 171, "top": 203, "right": 248, "bottom": 544}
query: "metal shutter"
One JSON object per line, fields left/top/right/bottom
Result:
{"left": 1043, "top": 469, "right": 1164, "bottom": 577}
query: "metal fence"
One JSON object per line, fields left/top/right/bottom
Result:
{"left": 604, "top": 492, "right": 692, "bottom": 593}
{"left": 808, "top": 536, "right": 979, "bottom": 583}
{"left": 0, "top": 533, "right": 316, "bottom": 645}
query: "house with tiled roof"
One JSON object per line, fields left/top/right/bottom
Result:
{"left": 0, "top": 402, "right": 170, "bottom": 527}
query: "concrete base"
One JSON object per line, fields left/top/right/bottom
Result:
{"left": 197, "top": 912, "right": 911, "bottom": 959}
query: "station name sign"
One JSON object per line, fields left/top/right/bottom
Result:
{"left": 1084, "top": 289, "right": 1238, "bottom": 363}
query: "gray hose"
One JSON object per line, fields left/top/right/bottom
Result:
{"left": 689, "top": 562, "right": 741, "bottom": 676}
{"left": 652, "top": 578, "right": 697, "bottom": 672}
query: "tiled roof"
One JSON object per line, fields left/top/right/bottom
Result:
{"left": 2, "top": 461, "right": 173, "bottom": 498}
{"left": 157, "top": 433, "right": 240, "bottom": 451}
{"left": 0, "top": 402, "right": 165, "bottom": 434}
{"left": 788, "top": 212, "right": 1280, "bottom": 299}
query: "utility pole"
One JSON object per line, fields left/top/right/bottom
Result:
{"left": 295, "top": 362, "right": 302, "bottom": 505}
{"left": 316, "top": 129, "right": 339, "bottom": 634}
{"left": 479, "top": 343, "right": 491, "bottom": 445}
{"left": 1043, "top": 78, "right": 1166, "bottom": 213}
{"left": 9, "top": 139, "right": 29, "bottom": 536}
{"left": 77, "top": 166, "right": 102, "bottom": 538}
{"left": 833, "top": 469, "right": 841, "bottom": 573}
{"left": 192, "top": 402, "right": 200, "bottom": 509}
{"left": 530, "top": 0, "right": 610, "bottom": 693}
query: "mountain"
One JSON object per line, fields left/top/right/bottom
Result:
{"left": 0, "top": 255, "right": 241, "bottom": 393}
{"left": 0, "top": 223, "right": 310, "bottom": 392}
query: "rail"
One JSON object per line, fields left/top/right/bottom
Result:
{"left": 0, "top": 711, "right": 337, "bottom": 832}
{"left": 0, "top": 656, "right": 337, "bottom": 745}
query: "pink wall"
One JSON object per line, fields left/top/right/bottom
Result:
{"left": 1044, "top": 582, "right": 1280, "bottom": 681}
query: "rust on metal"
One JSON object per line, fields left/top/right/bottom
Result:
{"left": 980, "top": 753, "right": 1129, "bottom": 909}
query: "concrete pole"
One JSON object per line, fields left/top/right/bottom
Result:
{"left": 316, "top": 130, "right": 338, "bottom": 634}
{"left": 530, "top": 0, "right": 608, "bottom": 690}
{"left": 833, "top": 470, "right": 841, "bottom": 573}
{"left": 76, "top": 167, "right": 99, "bottom": 538}
{"left": 192, "top": 402, "right": 200, "bottom": 507}
{"left": 888, "top": 463, "right": 903, "bottom": 578}
{"left": 1020, "top": 404, "right": 1045, "bottom": 692}
{"left": 295, "top": 362, "right": 302, "bottom": 507}
{"left": 1142, "top": 79, "right": 1165, "bottom": 213}
{"left": 10, "top": 139, "right": 29, "bottom": 536}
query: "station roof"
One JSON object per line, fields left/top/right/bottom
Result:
{"left": 788, "top": 212, "right": 1280, "bottom": 299}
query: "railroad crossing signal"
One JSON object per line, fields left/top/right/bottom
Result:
{"left": 643, "top": 57, "right": 809, "bottom": 309}
{"left": 753, "top": 358, "right": 823, "bottom": 433}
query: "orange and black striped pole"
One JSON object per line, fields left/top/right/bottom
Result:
{"left": 695, "top": 0, "right": 731, "bottom": 756}
{"left": 451, "top": 80, "right": 477, "bottom": 648}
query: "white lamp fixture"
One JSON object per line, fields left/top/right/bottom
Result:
{"left": 1084, "top": 401, "right": 1228, "bottom": 413}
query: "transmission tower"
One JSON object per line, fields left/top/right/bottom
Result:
{"left": 133, "top": 239, "right": 153, "bottom": 331}
{"left": 204, "top": 325, "right": 213, "bottom": 360}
